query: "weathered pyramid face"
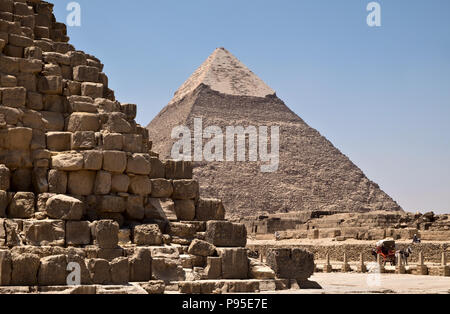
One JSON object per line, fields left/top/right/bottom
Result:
{"left": 148, "top": 48, "right": 402, "bottom": 218}
{"left": 171, "top": 47, "right": 275, "bottom": 104}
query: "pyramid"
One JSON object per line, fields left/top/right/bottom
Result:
{"left": 147, "top": 48, "right": 402, "bottom": 218}
{"left": 0, "top": 1, "right": 293, "bottom": 293}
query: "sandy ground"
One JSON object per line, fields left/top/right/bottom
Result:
{"left": 269, "top": 273, "right": 450, "bottom": 294}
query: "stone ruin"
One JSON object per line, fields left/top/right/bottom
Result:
{"left": 0, "top": 0, "right": 314, "bottom": 294}
{"left": 242, "top": 210, "right": 450, "bottom": 242}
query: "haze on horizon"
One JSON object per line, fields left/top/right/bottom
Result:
{"left": 53, "top": 0, "right": 450, "bottom": 214}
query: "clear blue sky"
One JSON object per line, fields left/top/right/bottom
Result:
{"left": 53, "top": 0, "right": 450, "bottom": 214}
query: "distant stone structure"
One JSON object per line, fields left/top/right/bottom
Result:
{"left": 0, "top": 0, "right": 310, "bottom": 294}
{"left": 241, "top": 210, "right": 450, "bottom": 242}
{"left": 147, "top": 47, "right": 402, "bottom": 218}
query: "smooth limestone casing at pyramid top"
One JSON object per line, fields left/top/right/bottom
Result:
{"left": 0, "top": 0, "right": 299, "bottom": 293}
{"left": 147, "top": 48, "right": 402, "bottom": 218}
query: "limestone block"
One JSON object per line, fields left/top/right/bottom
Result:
{"left": 169, "top": 222, "right": 197, "bottom": 239}
{"left": 188, "top": 239, "right": 216, "bottom": 257}
{"left": 68, "top": 51, "right": 87, "bottom": 67}
{"left": 0, "top": 74, "right": 17, "bottom": 87}
{"left": 93, "top": 220, "right": 119, "bottom": 249}
{"left": 102, "top": 132, "right": 123, "bottom": 150}
{"left": 103, "top": 112, "right": 131, "bottom": 133}
{"left": 38, "top": 255, "right": 68, "bottom": 286}
{"left": 0, "top": 164, "right": 10, "bottom": 191}
{"left": 73, "top": 65, "right": 99, "bottom": 82}
{"left": 1, "top": 86, "right": 26, "bottom": 107}
{"left": 121, "top": 103, "right": 137, "bottom": 120}
{"left": 46, "top": 194, "right": 84, "bottom": 220}
{"left": 68, "top": 170, "right": 96, "bottom": 196}
{"left": 217, "top": 248, "right": 249, "bottom": 280}
{"left": 19, "top": 58, "right": 43, "bottom": 73}
{"left": 8, "top": 192, "right": 35, "bottom": 219}
{"left": 145, "top": 198, "right": 176, "bottom": 221}
{"left": 196, "top": 198, "right": 226, "bottom": 221}
{"left": 0, "top": 106, "right": 22, "bottom": 125}
{"left": 66, "top": 113, "right": 100, "bottom": 132}
{"left": 66, "top": 221, "right": 91, "bottom": 246}
{"left": 38, "top": 75, "right": 62, "bottom": 94}
{"left": 126, "top": 153, "right": 151, "bottom": 175}
{"left": 149, "top": 157, "right": 165, "bottom": 179}
{"left": 266, "top": 248, "right": 315, "bottom": 281}
{"left": 95, "top": 99, "right": 121, "bottom": 113}
{"left": 36, "top": 193, "right": 56, "bottom": 213}
{"left": 9, "top": 34, "right": 33, "bottom": 47}
{"left": 249, "top": 258, "right": 276, "bottom": 279}
{"left": 150, "top": 179, "right": 173, "bottom": 198}
{"left": 129, "top": 175, "right": 151, "bottom": 196}
{"left": 205, "top": 257, "right": 222, "bottom": 280}
{"left": 48, "top": 169, "right": 67, "bottom": 194}
{"left": 81, "top": 82, "right": 103, "bottom": 99}
{"left": 46, "top": 131, "right": 71, "bottom": 151}
{"left": 65, "top": 80, "right": 81, "bottom": 96}
{"left": 98, "top": 195, "right": 126, "bottom": 213}
{"left": 103, "top": 150, "right": 127, "bottom": 173}
{"left": 140, "top": 281, "right": 165, "bottom": 295}
{"left": 10, "top": 253, "right": 40, "bottom": 286}
{"left": 111, "top": 174, "right": 129, "bottom": 193}
{"left": 152, "top": 258, "right": 184, "bottom": 283}
{"left": 0, "top": 191, "right": 7, "bottom": 217}
{"left": 32, "top": 167, "right": 49, "bottom": 193}
{"left": 174, "top": 199, "right": 196, "bottom": 221}
{"left": 123, "top": 134, "right": 142, "bottom": 153}
{"left": 125, "top": 195, "right": 144, "bottom": 221}
{"left": 41, "top": 111, "right": 64, "bottom": 131}
{"left": 133, "top": 224, "right": 163, "bottom": 246}
{"left": 87, "top": 259, "right": 111, "bottom": 284}
{"left": 71, "top": 131, "right": 96, "bottom": 150}
{"left": 82, "top": 150, "right": 103, "bottom": 170}
{"left": 94, "top": 171, "right": 111, "bottom": 195}
{"left": 205, "top": 221, "right": 247, "bottom": 247}
{"left": 52, "top": 153, "right": 84, "bottom": 171}
{"left": 129, "top": 248, "right": 152, "bottom": 282}
{"left": 43, "top": 94, "right": 65, "bottom": 113}
{"left": 24, "top": 46, "right": 42, "bottom": 60}
{"left": 172, "top": 180, "right": 199, "bottom": 200}
{"left": 110, "top": 257, "right": 129, "bottom": 285}
{"left": 6, "top": 127, "right": 32, "bottom": 150}
{"left": 118, "top": 229, "right": 131, "bottom": 245}
{"left": 23, "top": 220, "right": 65, "bottom": 246}
{"left": 165, "top": 160, "right": 193, "bottom": 179}
{"left": 0, "top": 250, "right": 12, "bottom": 286}
{"left": 4, "top": 219, "right": 22, "bottom": 247}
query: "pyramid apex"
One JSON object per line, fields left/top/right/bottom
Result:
{"left": 170, "top": 48, "right": 275, "bottom": 104}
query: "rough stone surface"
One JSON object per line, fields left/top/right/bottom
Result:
{"left": 66, "top": 221, "right": 91, "bottom": 245}
{"left": 11, "top": 253, "right": 40, "bottom": 286}
{"left": 133, "top": 224, "right": 163, "bottom": 246}
{"left": 188, "top": 239, "right": 216, "bottom": 257}
{"left": 217, "top": 248, "right": 249, "bottom": 279}
{"left": 205, "top": 221, "right": 247, "bottom": 247}
{"left": 38, "top": 255, "right": 68, "bottom": 286}
{"left": 8, "top": 192, "right": 35, "bottom": 219}
{"left": 46, "top": 195, "right": 84, "bottom": 220}
{"left": 93, "top": 220, "right": 119, "bottom": 249}
{"left": 196, "top": 198, "right": 225, "bottom": 221}
{"left": 266, "top": 248, "right": 315, "bottom": 281}
{"left": 23, "top": 220, "right": 65, "bottom": 246}
{"left": 129, "top": 248, "right": 152, "bottom": 282}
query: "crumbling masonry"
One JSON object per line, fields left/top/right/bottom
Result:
{"left": 0, "top": 0, "right": 305, "bottom": 293}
